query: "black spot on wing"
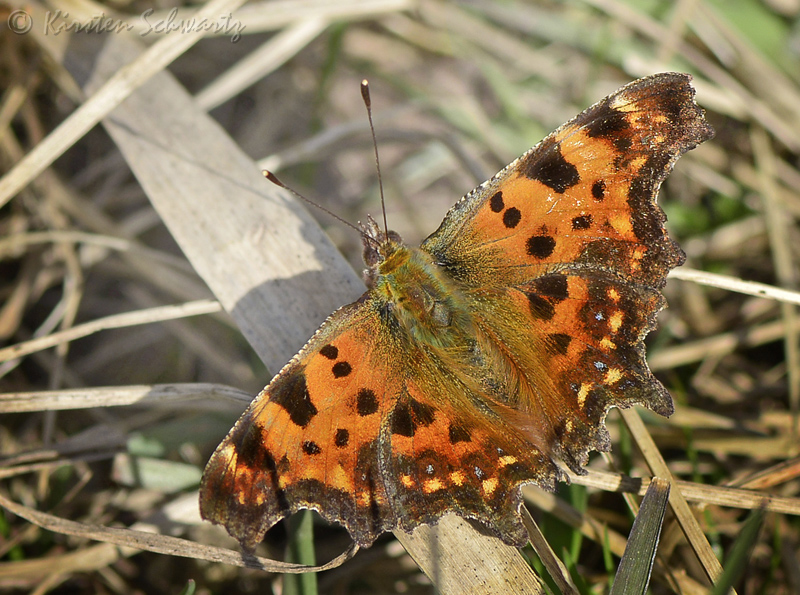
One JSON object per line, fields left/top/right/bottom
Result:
{"left": 356, "top": 388, "right": 379, "bottom": 416}
{"left": 520, "top": 144, "right": 580, "bottom": 193}
{"left": 527, "top": 235, "right": 556, "bottom": 259}
{"left": 490, "top": 191, "right": 504, "bottom": 212}
{"left": 448, "top": 424, "right": 471, "bottom": 443}
{"left": 236, "top": 422, "right": 268, "bottom": 473}
{"left": 265, "top": 450, "right": 290, "bottom": 511}
{"left": 591, "top": 180, "right": 606, "bottom": 201}
{"left": 302, "top": 441, "right": 322, "bottom": 455}
{"left": 272, "top": 372, "right": 317, "bottom": 427}
{"left": 335, "top": 429, "right": 349, "bottom": 447}
{"left": 546, "top": 333, "right": 572, "bottom": 355}
{"left": 585, "top": 103, "right": 631, "bottom": 152}
{"left": 319, "top": 345, "right": 338, "bottom": 359}
{"left": 332, "top": 361, "right": 352, "bottom": 378}
{"left": 572, "top": 215, "right": 593, "bottom": 230}
{"left": 233, "top": 432, "right": 289, "bottom": 512}
{"left": 524, "top": 274, "right": 569, "bottom": 322}
{"left": 391, "top": 403, "right": 415, "bottom": 437}
{"left": 410, "top": 398, "right": 436, "bottom": 426}
{"left": 527, "top": 293, "right": 555, "bottom": 321}
{"left": 390, "top": 398, "right": 436, "bottom": 437}
{"left": 530, "top": 274, "right": 568, "bottom": 302}
{"left": 502, "top": 207, "right": 521, "bottom": 228}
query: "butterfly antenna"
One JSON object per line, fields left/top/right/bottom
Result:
{"left": 360, "top": 80, "right": 390, "bottom": 239}
{"left": 263, "top": 171, "right": 373, "bottom": 247}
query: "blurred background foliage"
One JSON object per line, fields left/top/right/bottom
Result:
{"left": 1, "top": 0, "right": 799, "bottom": 593}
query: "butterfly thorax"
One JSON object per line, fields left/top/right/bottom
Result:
{"left": 361, "top": 221, "right": 473, "bottom": 350}
{"left": 377, "top": 245, "right": 474, "bottom": 349}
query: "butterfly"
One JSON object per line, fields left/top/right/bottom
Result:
{"left": 199, "top": 73, "right": 713, "bottom": 550}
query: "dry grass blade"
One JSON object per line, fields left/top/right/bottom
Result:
{"left": 0, "top": 300, "right": 221, "bottom": 363}
{"left": 0, "top": 543, "right": 119, "bottom": 580}
{"left": 0, "top": 229, "right": 192, "bottom": 270}
{"left": 572, "top": 469, "right": 800, "bottom": 516}
{"left": 398, "top": 517, "right": 547, "bottom": 594}
{"left": 75, "top": 36, "right": 364, "bottom": 368}
{"left": 671, "top": 267, "right": 800, "bottom": 306}
{"left": 0, "top": 493, "right": 358, "bottom": 573}
{"left": 196, "top": 18, "right": 330, "bottom": 111}
{"left": 0, "top": 383, "right": 251, "bottom": 413}
{"left": 730, "top": 456, "right": 800, "bottom": 491}
{"left": 0, "top": 0, "right": 250, "bottom": 207}
{"left": 230, "top": 0, "right": 415, "bottom": 33}
{"left": 116, "top": 0, "right": 416, "bottom": 36}
{"left": 752, "top": 126, "right": 800, "bottom": 436}
{"left": 648, "top": 317, "right": 800, "bottom": 371}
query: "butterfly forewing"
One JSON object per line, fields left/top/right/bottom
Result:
{"left": 201, "top": 302, "right": 397, "bottom": 549}
{"left": 422, "top": 73, "right": 712, "bottom": 289}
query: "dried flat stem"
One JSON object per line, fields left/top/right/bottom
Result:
{"left": 57, "top": 28, "right": 542, "bottom": 593}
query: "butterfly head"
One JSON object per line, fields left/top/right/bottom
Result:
{"left": 360, "top": 214, "right": 404, "bottom": 288}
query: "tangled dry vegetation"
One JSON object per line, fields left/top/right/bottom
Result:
{"left": 1, "top": 0, "right": 800, "bottom": 593}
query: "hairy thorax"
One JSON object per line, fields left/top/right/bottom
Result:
{"left": 369, "top": 241, "right": 474, "bottom": 350}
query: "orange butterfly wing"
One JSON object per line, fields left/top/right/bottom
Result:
{"left": 200, "top": 296, "right": 560, "bottom": 549}
{"left": 200, "top": 302, "right": 391, "bottom": 550}
{"left": 421, "top": 73, "right": 713, "bottom": 470}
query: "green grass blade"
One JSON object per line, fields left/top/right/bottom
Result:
{"left": 610, "top": 477, "right": 670, "bottom": 595}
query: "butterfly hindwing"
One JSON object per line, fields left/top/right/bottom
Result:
{"left": 466, "top": 270, "right": 673, "bottom": 473}
{"left": 382, "top": 344, "right": 563, "bottom": 546}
